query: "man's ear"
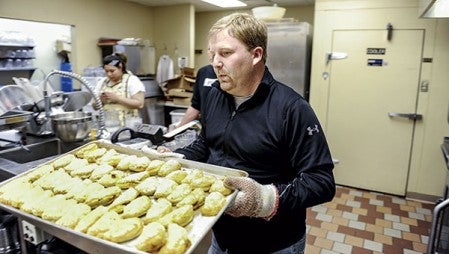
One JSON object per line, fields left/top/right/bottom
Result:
{"left": 252, "top": 46, "right": 264, "bottom": 65}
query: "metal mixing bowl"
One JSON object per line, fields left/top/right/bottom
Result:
{"left": 51, "top": 111, "right": 93, "bottom": 142}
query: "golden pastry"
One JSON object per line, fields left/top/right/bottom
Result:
{"left": 135, "top": 177, "right": 159, "bottom": 196}
{"left": 158, "top": 223, "right": 191, "bottom": 254}
{"left": 103, "top": 217, "right": 143, "bottom": 243}
{"left": 84, "top": 147, "right": 107, "bottom": 163}
{"left": 181, "top": 169, "right": 203, "bottom": 185}
{"left": 109, "top": 187, "right": 139, "bottom": 208}
{"left": 25, "top": 164, "right": 54, "bottom": 182}
{"left": 158, "top": 159, "right": 182, "bottom": 177}
{"left": 153, "top": 178, "right": 178, "bottom": 198}
{"left": 33, "top": 169, "right": 72, "bottom": 191}
{"left": 0, "top": 179, "right": 33, "bottom": 207}
{"left": 41, "top": 195, "right": 77, "bottom": 222}
{"left": 97, "top": 170, "right": 127, "bottom": 187}
{"left": 209, "top": 178, "right": 233, "bottom": 196}
{"left": 72, "top": 181, "right": 104, "bottom": 203}
{"left": 70, "top": 163, "right": 97, "bottom": 179}
{"left": 97, "top": 149, "right": 125, "bottom": 167}
{"left": 62, "top": 177, "right": 86, "bottom": 199}
{"left": 116, "top": 155, "right": 138, "bottom": 171}
{"left": 87, "top": 211, "right": 121, "bottom": 237}
{"left": 75, "top": 143, "right": 98, "bottom": 158}
{"left": 159, "top": 205, "right": 194, "bottom": 227}
{"left": 52, "top": 154, "right": 75, "bottom": 169}
{"left": 89, "top": 164, "right": 114, "bottom": 181}
{"left": 190, "top": 174, "right": 216, "bottom": 191}
{"left": 146, "top": 159, "right": 165, "bottom": 175}
{"left": 165, "top": 170, "right": 188, "bottom": 184}
{"left": 176, "top": 188, "right": 206, "bottom": 209}
{"left": 129, "top": 156, "right": 151, "bottom": 172}
{"left": 166, "top": 183, "right": 192, "bottom": 204}
{"left": 55, "top": 202, "right": 91, "bottom": 229}
{"left": 64, "top": 158, "right": 89, "bottom": 173}
{"left": 116, "top": 171, "right": 150, "bottom": 189}
{"left": 143, "top": 198, "right": 172, "bottom": 224}
{"left": 122, "top": 195, "right": 151, "bottom": 219}
{"left": 85, "top": 186, "right": 121, "bottom": 208}
{"left": 134, "top": 222, "right": 167, "bottom": 252}
{"left": 20, "top": 187, "right": 53, "bottom": 214}
{"left": 200, "top": 191, "right": 226, "bottom": 216}
{"left": 75, "top": 205, "right": 108, "bottom": 233}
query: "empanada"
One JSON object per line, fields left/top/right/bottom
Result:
{"left": 122, "top": 195, "right": 151, "bottom": 218}
{"left": 200, "top": 191, "right": 226, "bottom": 216}
{"left": 143, "top": 198, "right": 172, "bottom": 224}
{"left": 52, "top": 154, "right": 75, "bottom": 169}
{"left": 135, "top": 177, "right": 159, "bottom": 196}
{"left": 134, "top": 222, "right": 167, "bottom": 252}
{"left": 75, "top": 206, "right": 108, "bottom": 233}
{"left": 159, "top": 205, "right": 194, "bottom": 227}
{"left": 116, "top": 171, "right": 150, "bottom": 189}
{"left": 146, "top": 159, "right": 165, "bottom": 175}
{"left": 165, "top": 170, "right": 188, "bottom": 184}
{"left": 158, "top": 159, "right": 182, "bottom": 177}
{"left": 166, "top": 183, "right": 191, "bottom": 204}
{"left": 158, "top": 223, "right": 191, "bottom": 254}
{"left": 55, "top": 203, "right": 91, "bottom": 229}
{"left": 154, "top": 178, "right": 177, "bottom": 198}
{"left": 129, "top": 156, "right": 151, "bottom": 172}
{"left": 110, "top": 187, "right": 139, "bottom": 208}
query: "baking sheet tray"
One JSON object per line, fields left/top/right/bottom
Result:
{"left": 0, "top": 140, "right": 248, "bottom": 254}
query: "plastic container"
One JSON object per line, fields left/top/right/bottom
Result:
{"left": 60, "top": 62, "right": 73, "bottom": 92}
{"left": 251, "top": 6, "right": 286, "bottom": 21}
{"left": 169, "top": 109, "right": 186, "bottom": 124}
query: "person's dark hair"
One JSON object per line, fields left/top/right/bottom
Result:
{"left": 103, "top": 52, "right": 127, "bottom": 72}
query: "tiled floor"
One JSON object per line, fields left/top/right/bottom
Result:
{"left": 305, "top": 185, "right": 435, "bottom": 254}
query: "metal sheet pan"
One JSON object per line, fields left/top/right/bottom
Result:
{"left": 0, "top": 140, "right": 247, "bottom": 254}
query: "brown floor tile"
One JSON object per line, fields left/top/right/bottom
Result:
{"left": 306, "top": 185, "right": 434, "bottom": 254}
{"left": 351, "top": 246, "right": 373, "bottom": 254}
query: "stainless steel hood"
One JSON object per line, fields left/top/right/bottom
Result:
{"left": 420, "top": 0, "right": 449, "bottom": 18}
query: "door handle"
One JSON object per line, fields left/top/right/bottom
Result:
{"left": 388, "top": 112, "right": 423, "bottom": 120}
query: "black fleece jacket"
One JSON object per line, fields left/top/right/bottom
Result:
{"left": 176, "top": 67, "right": 335, "bottom": 253}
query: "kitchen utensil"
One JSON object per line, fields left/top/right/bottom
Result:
{"left": 62, "top": 91, "right": 92, "bottom": 111}
{"left": 51, "top": 111, "right": 92, "bottom": 142}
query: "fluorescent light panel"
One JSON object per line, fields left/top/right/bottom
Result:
{"left": 201, "top": 0, "right": 247, "bottom": 8}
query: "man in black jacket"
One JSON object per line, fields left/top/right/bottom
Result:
{"left": 161, "top": 12, "right": 335, "bottom": 254}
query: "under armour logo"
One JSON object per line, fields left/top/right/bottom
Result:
{"left": 307, "top": 125, "right": 319, "bottom": 136}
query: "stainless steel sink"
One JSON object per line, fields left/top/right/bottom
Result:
{"left": 0, "top": 139, "right": 62, "bottom": 164}
{"left": 0, "top": 137, "right": 87, "bottom": 181}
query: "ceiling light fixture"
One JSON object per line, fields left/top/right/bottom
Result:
{"left": 201, "top": 0, "right": 247, "bottom": 8}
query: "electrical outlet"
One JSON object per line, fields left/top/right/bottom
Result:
{"left": 22, "top": 220, "right": 48, "bottom": 245}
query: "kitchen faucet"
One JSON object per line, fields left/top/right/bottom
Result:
{"left": 42, "top": 70, "right": 107, "bottom": 139}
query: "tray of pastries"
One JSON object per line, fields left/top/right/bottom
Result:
{"left": 0, "top": 140, "right": 247, "bottom": 254}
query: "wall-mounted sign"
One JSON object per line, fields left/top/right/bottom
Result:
{"left": 367, "top": 59, "right": 384, "bottom": 66}
{"left": 367, "top": 48, "right": 386, "bottom": 55}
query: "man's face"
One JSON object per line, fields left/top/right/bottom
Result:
{"left": 208, "top": 29, "right": 256, "bottom": 96}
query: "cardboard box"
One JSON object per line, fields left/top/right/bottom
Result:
{"left": 167, "top": 89, "right": 193, "bottom": 106}
{"left": 166, "top": 75, "right": 195, "bottom": 92}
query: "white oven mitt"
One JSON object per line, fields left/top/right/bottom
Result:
{"left": 141, "top": 145, "right": 185, "bottom": 159}
{"left": 224, "top": 176, "right": 279, "bottom": 219}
